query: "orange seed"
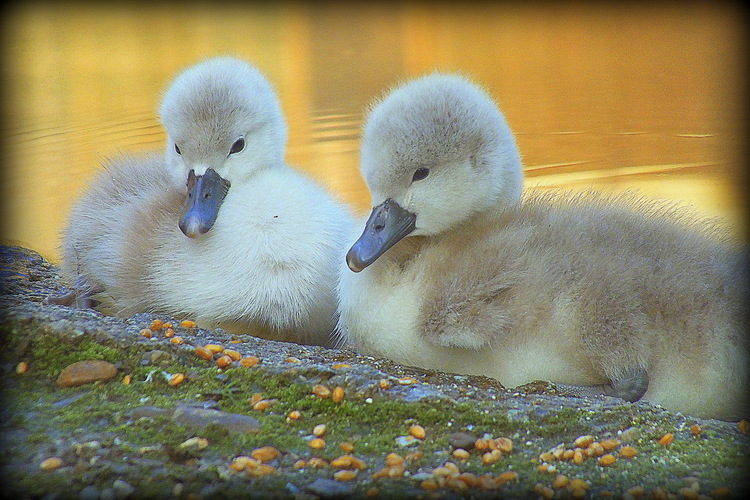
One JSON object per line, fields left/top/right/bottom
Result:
{"left": 452, "top": 448, "right": 470, "bottom": 460}
{"left": 332, "top": 386, "right": 345, "bottom": 403}
{"left": 205, "top": 344, "right": 224, "bottom": 354}
{"left": 122, "top": 374, "right": 132, "bottom": 385}
{"left": 598, "top": 454, "right": 616, "bottom": 466}
{"left": 239, "top": 356, "right": 259, "bottom": 367}
{"left": 170, "top": 336, "right": 183, "bottom": 345}
{"left": 139, "top": 329, "right": 152, "bottom": 338}
{"left": 40, "top": 457, "right": 63, "bottom": 471}
{"left": 251, "top": 446, "right": 280, "bottom": 463}
{"left": 163, "top": 328, "right": 174, "bottom": 338}
{"left": 334, "top": 470, "right": 357, "bottom": 481}
{"left": 195, "top": 346, "right": 213, "bottom": 361}
{"left": 216, "top": 355, "right": 233, "bottom": 368}
{"left": 149, "top": 319, "right": 163, "bottom": 331}
{"left": 313, "top": 424, "right": 327, "bottom": 437}
{"left": 378, "top": 378, "right": 391, "bottom": 390}
{"left": 409, "top": 424, "right": 426, "bottom": 439}
{"left": 312, "top": 384, "right": 331, "bottom": 398}
{"left": 620, "top": 446, "right": 638, "bottom": 458}
{"left": 385, "top": 453, "right": 404, "bottom": 466}
{"left": 309, "top": 438, "right": 325, "bottom": 449}
{"left": 658, "top": 433, "right": 674, "bottom": 446}
{"left": 224, "top": 349, "right": 241, "bottom": 361}
{"left": 15, "top": 361, "right": 28, "bottom": 374}
{"left": 180, "top": 320, "right": 197, "bottom": 328}
{"left": 169, "top": 373, "right": 185, "bottom": 386}
{"left": 738, "top": 420, "right": 750, "bottom": 435}
{"left": 287, "top": 410, "right": 302, "bottom": 421}
{"left": 339, "top": 442, "right": 354, "bottom": 453}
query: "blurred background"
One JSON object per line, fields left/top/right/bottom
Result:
{"left": 1, "top": 1, "right": 747, "bottom": 263}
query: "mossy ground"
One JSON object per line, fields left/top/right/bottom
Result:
{"left": 2, "top": 322, "right": 749, "bottom": 499}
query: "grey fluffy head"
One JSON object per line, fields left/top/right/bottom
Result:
{"left": 160, "top": 56, "right": 287, "bottom": 188}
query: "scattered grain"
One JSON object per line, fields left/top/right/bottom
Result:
{"left": 366, "top": 487, "right": 379, "bottom": 497}
{"left": 149, "top": 319, "right": 163, "bottom": 331}
{"left": 230, "top": 456, "right": 258, "bottom": 472}
{"left": 421, "top": 479, "right": 439, "bottom": 491}
{"left": 239, "top": 356, "right": 259, "bottom": 367}
{"left": 678, "top": 487, "right": 699, "bottom": 500}
{"left": 309, "top": 438, "right": 325, "bottom": 449}
{"left": 385, "top": 453, "right": 404, "bottom": 466}
{"left": 624, "top": 485, "right": 646, "bottom": 498}
{"left": 307, "top": 457, "right": 328, "bottom": 468}
{"left": 122, "top": 374, "right": 131, "bottom": 385}
{"left": 495, "top": 437, "right": 513, "bottom": 453}
{"left": 658, "top": 433, "right": 674, "bottom": 446}
{"left": 216, "top": 355, "right": 233, "bottom": 368}
{"left": 339, "top": 442, "right": 354, "bottom": 453}
{"left": 737, "top": 420, "right": 749, "bottom": 435}
{"left": 252, "top": 399, "right": 274, "bottom": 411}
{"left": 620, "top": 445, "right": 637, "bottom": 458}
{"left": 251, "top": 446, "right": 280, "bottom": 463}
{"left": 287, "top": 410, "right": 302, "bottom": 421}
{"left": 600, "top": 438, "right": 620, "bottom": 451}
{"left": 409, "top": 425, "right": 426, "bottom": 439}
{"left": 169, "top": 373, "right": 185, "bottom": 386}
{"left": 163, "top": 328, "right": 174, "bottom": 338}
{"left": 195, "top": 346, "right": 213, "bottom": 361}
{"left": 223, "top": 349, "right": 241, "bottom": 361}
{"left": 598, "top": 454, "right": 616, "bottom": 467}
{"left": 180, "top": 320, "right": 197, "bottom": 328}
{"left": 179, "top": 437, "right": 208, "bottom": 450}
{"left": 139, "top": 329, "right": 152, "bottom": 338}
{"left": 452, "top": 448, "right": 470, "bottom": 460}
{"left": 574, "top": 435, "right": 594, "bottom": 448}
{"left": 16, "top": 361, "right": 28, "bottom": 374}
{"left": 312, "top": 384, "right": 331, "bottom": 398}
{"left": 40, "top": 457, "right": 63, "bottom": 471}
{"left": 497, "top": 471, "right": 518, "bottom": 484}
{"left": 170, "top": 336, "right": 183, "bottom": 345}
{"left": 332, "top": 386, "right": 345, "bottom": 403}
{"left": 205, "top": 344, "right": 224, "bottom": 354}
{"left": 285, "top": 356, "right": 301, "bottom": 363}
{"left": 292, "top": 459, "right": 306, "bottom": 470}
{"left": 552, "top": 474, "right": 569, "bottom": 489}
{"left": 378, "top": 378, "right": 391, "bottom": 390}
{"left": 332, "top": 363, "right": 351, "bottom": 369}
{"left": 573, "top": 448, "right": 584, "bottom": 465}
{"left": 313, "top": 424, "right": 327, "bottom": 437}
{"left": 334, "top": 470, "right": 357, "bottom": 481}
{"left": 711, "top": 486, "right": 731, "bottom": 497}
{"left": 398, "top": 376, "right": 417, "bottom": 385}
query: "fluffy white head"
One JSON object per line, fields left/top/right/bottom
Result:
{"left": 361, "top": 73, "right": 523, "bottom": 236}
{"left": 160, "top": 57, "right": 287, "bottom": 189}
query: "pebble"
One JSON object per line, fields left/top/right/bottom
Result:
{"left": 57, "top": 360, "right": 118, "bottom": 387}
{"left": 305, "top": 478, "right": 355, "bottom": 497}
{"left": 131, "top": 405, "right": 261, "bottom": 434}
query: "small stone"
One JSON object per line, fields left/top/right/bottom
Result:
{"left": 449, "top": 432, "right": 477, "bottom": 450}
{"left": 112, "top": 479, "right": 135, "bottom": 498}
{"left": 305, "top": 478, "right": 355, "bottom": 497}
{"left": 57, "top": 360, "right": 117, "bottom": 387}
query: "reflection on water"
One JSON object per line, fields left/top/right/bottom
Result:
{"left": 2, "top": 3, "right": 746, "bottom": 262}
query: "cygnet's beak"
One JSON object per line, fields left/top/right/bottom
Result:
{"left": 346, "top": 198, "right": 416, "bottom": 272}
{"left": 179, "top": 168, "right": 231, "bottom": 238}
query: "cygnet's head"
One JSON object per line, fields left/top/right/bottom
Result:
{"left": 347, "top": 73, "right": 523, "bottom": 272}
{"left": 160, "top": 56, "right": 287, "bottom": 237}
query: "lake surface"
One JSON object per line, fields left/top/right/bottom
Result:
{"left": 2, "top": 3, "right": 747, "bottom": 262}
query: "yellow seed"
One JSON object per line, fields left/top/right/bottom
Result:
{"left": 330, "top": 455, "right": 352, "bottom": 469}
{"left": 308, "top": 457, "right": 328, "bottom": 468}
{"left": 573, "top": 448, "right": 584, "bottom": 465}
{"left": 651, "top": 487, "right": 670, "bottom": 500}
{"left": 690, "top": 424, "right": 702, "bottom": 436}
{"left": 570, "top": 478, "right": 590, "bottom": 491}
{"left": 625, "top": 485, "right": 646, "bottom": 498}
{"left": 247, "top": 464, "right": 276, "bottom": 476}
{"left": 738, "top": 420, "right": 750, "bottom": 435}
{"left": 293, "top": 459, "right": 306, "bottom": 470}
{"left": 421, "top": 479, "right": 439, "bottom": 491}
{"left": 386, "top": 453, "right": 404, "bottom": 466}
{"left": 598, "top": 453, "right": 616, "bottom": 466}
{"left": 349, "top": 456, "right": 367, "bottom": 470}
{"left": 474, "top": 438, "right": 487, "bottom": 451}
{"left": 230, "top": 456, "right": 256, "bottom": 472}
{"left": 589, "top": 442, "right": 605, "bottom": 457}
{"left": 387, "top": 464, "right": 407, "bottom": 477}
{"left": 496, "top": 470, "right": 518, "bottom": 484}
{"left": 16, "top": 361, "right": 28, "bottom": 374}
{"left": 205, "top": 344, "right": 224, "bottom": 354}
{"left": 162, "top": 322, "right": 173, "bottom": 329}
{"left": 40, "top": 457, "right": 63, "bottom": 471}
{"left": 678, "top": 487, "right": 699, "bottom": 500}
{"left": 620, "top": 445, "right": 638, "bottom": 458}
{"left": 537, "top": 463, "right": 549, "bottom": 473}
{"left": 600, "top": 438, "right": 620, "bottom": 451}
{"left": 711, "top": 486, "right": 731, "bottom": 497}
{"left": 378, "top": 378, "right": 391, "bottom": 390}
{"left": 285, "top": 356, "right": 301, "bottom": 363}
{"left": 452, "top": 448, "right": 470, "bottom": 460}
{"left": 398, "top": 377, "right": 416, "bottom": 385}
{"left": 339, "top": 442, "right": 354, "bottom": 453}
{"left": 444, "top": 461, "right": 460, "bottom": 474}
{"left": 240, "top": 356, "right": 259, "bottom": 367}
{"left": 149, "top": 319, "right": 163, "bottom": 331}
{"left": 312, "top": 384, "right": 331, "bottom": 398}
{"left": 332, "top": 363, "right": 351, "bottom": 369}
{"left": 478, "top": 475, "right": 498, "bottom": 490}
{"left": 180, "top": 320, "right": 197, "bottom": 328}
{"left": 457, "top": 472, "right": 477, "bottom": 487}
{"left": 169, "top": 373, "right": 185, "bottom": 386}
{"left": 495, "top": 437, "right": 513, "bottom": 453}
{"left": 309, "top": 438, "right": 325, "bottom": 449}
{"left": 252, "top": 400, "right": 271, "bottom": 411}
{"left": 170, "top": 336, "right": 183, "bottom": 345}
{"left": 313, "top": 424, "right": 327, "bottom": 437}
{"left": 216, "top": 355, "right": 233, "bottom": 368}
{"left": 251, "top": 446, "right": 280, "bottom": 463}
{"left": 163, "top": 328, "right": 174, "bottom": 338}
{"left": 223, "top": 349, "right": 241, "bottom": 361}
{"left": 122, "top": 374, "right": 132, "bottom": 385}
{"left": 195, "top": 346, "right": 213, "bottom": 361}
{"left": 334, "top": 470, "right": 357, "bottom": 481}
{"left": 332, "top": 386, "right": 345, "bottom": 403}
{"left": 539, "top": 451, "right": 554, "bottom": 462}
{"left": 287, "top": 410, "right": 302, "bottom": 421}
{"left": 574, "top": 435, "right": 594, "bottom": 448}
{"left": 481, "top": 451, "right": 498, "bottom": 465}
{"left": 562, "top": 449, "right": 575, "bottom": 460}
{"left": 658, "top": 433, "right": 674, "bottom": 446}
{"left": 366, "top": 487, "right": 379, "bottom": 498}
{"left": 139, "top": 329, "right": 152, "bottom": 338}
{"left": 409, "top": 425, "right": 426, "bottom": 439}
{"left": 552, "top": 474, "right": 569, "bottom": 489}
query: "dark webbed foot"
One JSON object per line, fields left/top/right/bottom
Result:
{"left": 554, "top": 368, "right": 649, "bottom": 403}
{"left": 44, "top": 277, "right": 100, "bottom": 309}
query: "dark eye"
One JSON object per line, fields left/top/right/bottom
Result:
{"left": 412, "top": 167, "right": 430, "bottom": 182}
{"left": 174, "top": 144, "right": 181, "bottom": 155}
{"left": 229, "top": 138, "right": 245, "bottom": 155}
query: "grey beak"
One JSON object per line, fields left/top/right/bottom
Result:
{"left": 179, "top": 169, "right": 231, "bottom": 238}
{"left": 346, "top": 198, "right": 416, "bottom": 272}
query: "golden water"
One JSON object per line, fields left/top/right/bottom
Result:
{"left": 2, "top": 3, "right": 746, "bottom": 263}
